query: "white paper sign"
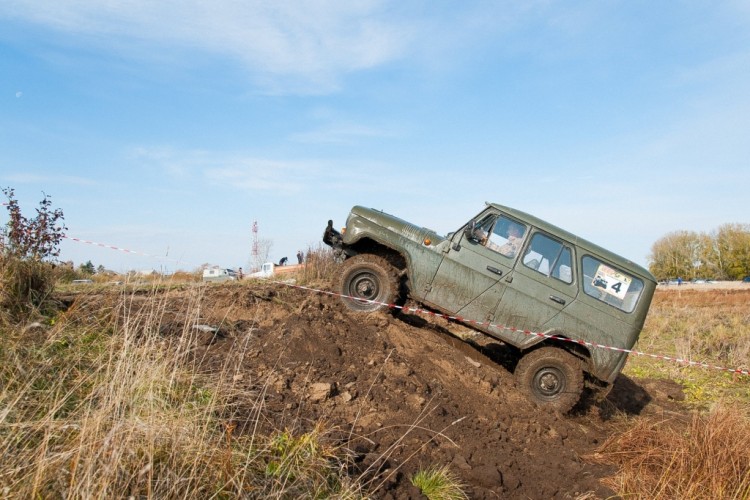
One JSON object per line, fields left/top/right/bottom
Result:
{"left": 592, "top": 264, "right": 631, "bottom": 300}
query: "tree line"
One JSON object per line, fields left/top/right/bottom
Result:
{"left": 648, "top": 223, "right": 750, "bottom": 281}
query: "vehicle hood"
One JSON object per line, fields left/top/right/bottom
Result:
{"left": 349, "top": 206, "right": 446, "bottom": 245}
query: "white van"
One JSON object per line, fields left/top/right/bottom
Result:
{"left": 202, "top": 268, "right": 237, "bottom": 282}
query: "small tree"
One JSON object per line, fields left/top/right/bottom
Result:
{"left": 79, "top": 260, "right": 95, "bottom": 275}
{"left": 249, "top": 238, "right": 273, "bottom": 272}
{"left": 713, "top": 223, "right": 750, "bottom": 280}
{"left": 648, "top": 230, "right": 700, "bottom": 281}
{"left": 2, "top": 187, "right": 66, "bottom": 261}
{"left": 1, "top": 188, "right": 67, "bottom": 322}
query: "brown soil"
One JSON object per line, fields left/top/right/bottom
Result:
{"left": 75, "top": 283, "right": 694, "bottom": 498}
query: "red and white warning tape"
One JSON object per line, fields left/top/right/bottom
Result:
{"left": 50, "top": 233, "right": 750, "bottom": 377}
{"left": 64, "top": 236, "right": 151, "bottom": 256}
{"left": 273, "top": 280, "right": 750, "bottom": 377}
{"left": 63, "top": 235, "right": 184, "bottom": 263}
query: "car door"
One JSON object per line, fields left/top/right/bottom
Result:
{"left": 424, "top": 213, "right": 528, "bottom": 322}
{"left": 489, "top": 230, "right": 578, "bottom": 346}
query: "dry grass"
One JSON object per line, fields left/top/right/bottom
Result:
{"left": 0, "top": 257, "right": 58, "bottom": 323}
{"left": 593, "top": 404, "right": 750, "bottom": 499}
{"left": 297, "top": 244, "right": 339, "bottom": 286}
{"left": 0, "top": 284, "right": 360, "bottom": 499}
{"left": 603, "top": 288, "right": 750, "bottom": 498}
{"left": 5, "top": 268, "right": 748, "bottom": 497}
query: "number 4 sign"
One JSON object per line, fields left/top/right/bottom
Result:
{"left": 592, "top": 264, "right": 632, "bottom": 300}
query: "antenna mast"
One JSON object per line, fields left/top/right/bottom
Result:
{"left": 252, "top": 221, "right": 259, "bottom": 271}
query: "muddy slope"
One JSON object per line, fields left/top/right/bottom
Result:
{"left": 115, "top": 284, "right": 688, "bottom": 498}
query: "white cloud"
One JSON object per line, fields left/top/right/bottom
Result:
{"left": 1, "top": 173, "right": 98, "bottom": 186}
{"left": 290, "top": 122, "right": 394, "bottom": 144}
{"left": 205, "top": 159, "right": 315, "bottom": 194}
{"left": 1, "top": 0, "right": 414, "bottom": 93}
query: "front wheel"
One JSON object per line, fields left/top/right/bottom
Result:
{"left": 336, "top": 254, "right": 399, "bottom": 312}
{"left": 515, "top": 347, "right": 584, "bottom": 413}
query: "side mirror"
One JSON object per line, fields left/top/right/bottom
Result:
{"left": 464, "top": 220, "right": 480, "bottom": 242}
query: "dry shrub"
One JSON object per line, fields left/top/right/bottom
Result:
{"left": 298, "top": 244, "right": 339, "bottom": 285}
{"left": 593, "top": 404, "right": 750, "bottom": 499}
{"left": 0, "top": 256, "right": 58, "bottom": 323}
{"left": 168, "top": 270, "right": 201, "bottom": 283}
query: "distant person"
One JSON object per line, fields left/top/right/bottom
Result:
{"left": 677, "top": 276, "right": 682, "bottom": 286}
{"left": 279, "top": 256, "right": 288, "bottom": 266}
{"left": 296, "top": 250, "right": 304, "bottom": 264}
{"left": 238, "top": 267, "right": 243, "bottom": 279}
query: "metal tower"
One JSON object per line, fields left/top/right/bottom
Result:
{"left": 252, "top": 221, "right": 259, "bottom": 271}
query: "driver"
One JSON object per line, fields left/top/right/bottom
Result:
{"left": 478, "top": 222, "right": 523, "bottom": 258}
{"left": 497, "top": 224, "right": 523, "bottom": 257}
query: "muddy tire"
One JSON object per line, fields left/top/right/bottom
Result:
{"left": 337, "top": 254, "right": 399, "bottom": 312}
{"left": 515, "top": 347, "right": 584, "bottom": 413}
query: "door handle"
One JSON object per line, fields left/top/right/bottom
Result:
{"left": 549, "top": 295, "right": 566, "bottom": 305}
{"left": 486, "top": 266, "right": 503, "bottom": 276}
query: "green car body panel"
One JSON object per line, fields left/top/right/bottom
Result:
{"left": 324, "top": 203, "right": 656, "bottom": 385}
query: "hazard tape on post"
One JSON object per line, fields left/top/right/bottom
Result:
{"left": 271, "top": 280, "right": 750, "bottom": 377}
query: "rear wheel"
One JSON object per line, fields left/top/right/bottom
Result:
{"left": 515, "top": 347, "right": 584, "bottom": 413}
{"left": 337, "top": 254, "right": 399, "bottom": 312}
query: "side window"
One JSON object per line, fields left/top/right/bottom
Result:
{"left": 522, "top": 232, "right": 573, "bottom": 284}
{"left": 582, "top": 255, "right": 644, "bottom": 313}
{"left": 475, "top": 215, "right": 527, "bottom": 258}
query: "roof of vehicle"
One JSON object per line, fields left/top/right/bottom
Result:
{"left": 488, "top": 202, "right": 656, "bottom": 282}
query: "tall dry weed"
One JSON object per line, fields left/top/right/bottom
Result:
{"left": 593, "top": 404, "right": 750, "bottom": 499}
{"left": 298, "top": 244, "right": 338, "bottom": 286}
{"left": 0, "top": 257, "right": 58, "bottom": 323}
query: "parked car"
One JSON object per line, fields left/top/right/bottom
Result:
{"left": 324, "top": 202, "right": 657, "bottom": 412}
{"left": 202, "top": 267, "right": 237, "bottom": 282}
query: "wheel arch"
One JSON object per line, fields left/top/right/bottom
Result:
{"left": 522, "top": 331, "right": 593, "bottom": 373}
{"left": 346, "top": 237, "right": 408, "bottom": 271}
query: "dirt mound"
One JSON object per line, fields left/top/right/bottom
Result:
{"left": 102, "top": 283, "right": 689, "bottom": 498}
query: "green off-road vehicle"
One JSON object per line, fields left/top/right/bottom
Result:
{"left": 323, "top": 203, "right": 656, "bottom": 412}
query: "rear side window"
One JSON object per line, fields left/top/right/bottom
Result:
{"left": 581, "top": 256, "right": 644, "bottom": 313}
{"left": 521, "top": 232, "right": 573, "bottom": 284}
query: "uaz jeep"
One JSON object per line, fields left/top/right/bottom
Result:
{"left": 323, "top": 203, "right": 656, "bottom": 412}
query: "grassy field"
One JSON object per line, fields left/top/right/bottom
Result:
{"left": 1, "top": 273, "right": 749, "bottom": 498}
{"left": 627, "top": 286, "right": 750, "bottom": 405}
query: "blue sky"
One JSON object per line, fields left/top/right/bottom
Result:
{"left": 1, "top": 1, "right": 749, "bottom": 273}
